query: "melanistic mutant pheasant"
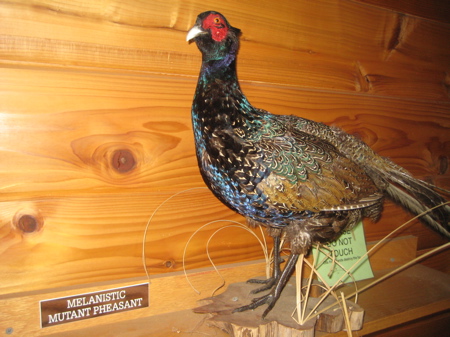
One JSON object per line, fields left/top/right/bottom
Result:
{"left": 187, "top": 11, "right": 450, "bottom": 318}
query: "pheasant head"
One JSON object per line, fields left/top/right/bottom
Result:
{"left": 187, "top": 11, "right": 241, "bottom": 67}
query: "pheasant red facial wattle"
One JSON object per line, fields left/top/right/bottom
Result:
{"left": 187, "top": 11, "right": 450, "bottom": 319}
{"left": 202, "top": 13, "right": 229, "bottom": 41}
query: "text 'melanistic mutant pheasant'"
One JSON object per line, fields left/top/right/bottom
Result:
{"left": 186, "top": 11, "right": 449, "bottom": 318}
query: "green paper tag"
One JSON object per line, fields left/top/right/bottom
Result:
{"left": 312, "top": 221, "right": 374, "bottom": 285}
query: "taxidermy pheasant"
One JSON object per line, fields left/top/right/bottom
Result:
{"left": 186, "top": 11, "right": 450, "bottom": 318}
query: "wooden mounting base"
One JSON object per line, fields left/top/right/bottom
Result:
{"left": 194, "top": 279, "right": 364, "bottom": 337}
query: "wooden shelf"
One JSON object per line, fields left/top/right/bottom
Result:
{"left": 317, "top": 264, "right": 450, "bottom": 336}
{"left": 28, "top": 263, "right": 449, "bottom": 337}
{"left": 2, "top": 236, "right": 448, "bottom": 336}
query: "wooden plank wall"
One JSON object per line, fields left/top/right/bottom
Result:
{"left": 0, "top": 0, "right": 449, "bottom": 296}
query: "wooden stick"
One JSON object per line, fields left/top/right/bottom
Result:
{"left": 341, "top": 291, "right": 353, "bottom": 337}
{"left": 295, "top": 253, "right": 304, "bottom": 324}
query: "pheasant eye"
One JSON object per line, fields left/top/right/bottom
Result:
{"left": 214, "top": 17, "right": 221, "bottom": 24}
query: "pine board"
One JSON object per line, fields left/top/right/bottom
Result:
{"left": 0, "top": 67, "right": 448, "bottom": 198}
{"left": 1, "top": 67, "right": 449, "bottom": 294}
{"left": 0, "top": 261, "right": 268, "bottom": 336}
{"left": 0, "top": 190, "right": 268, "bottom": 295}
{"left": 356, "top": 0, "right": 450, "bottom": 23}
{"left": 316, "top": 265, "right": 450, "bottom": 336}
{"left": 0, "top": 0, "right": 449, "bottom": 301}
{"left": 1, "top": 0, "right": 449, "bottom": 100}
{"left": 2, "top": 264, "right": 446, "bottom": 337}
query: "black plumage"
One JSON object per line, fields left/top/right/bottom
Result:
{"left": 187, "top": 11, "right": 450, "bottom": 318}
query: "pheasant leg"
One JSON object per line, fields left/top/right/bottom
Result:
{"left": 233, "top": 253, "right": 299, "bottom": 318}
{"left": 246, "top": 235, "right": 283, "bottom": 293}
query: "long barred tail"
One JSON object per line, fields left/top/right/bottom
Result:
{"left": 326, "top": 126, "right": 450, "bottom": 238}
{"left": 383, "top": 169, "right": 450, "bottom": 238}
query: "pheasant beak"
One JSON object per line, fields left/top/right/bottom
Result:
{"left": 186, "top": 25, "right": 205, "bottom": 41}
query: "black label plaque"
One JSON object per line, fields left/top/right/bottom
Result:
{"left": 40, "top": 283, "right": 149, "bottom": 327}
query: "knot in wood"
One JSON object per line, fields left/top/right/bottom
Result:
{"left": 15, "top": 214, "right": 43, "bottom": 234}
{"left": 164, "top": 260, "right": 176, "bottom": 269}
{"left": 18, "top": 215, "right": 37, "bottom": 233}
{"left": 112, "top": 149, "right": 136, "bottom": 173}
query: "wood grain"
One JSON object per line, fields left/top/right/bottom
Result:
{"left": 1, "top": 264, "right": 447, "bottom": 336}
{"left": 0, "top": 68, "right": 448, "bottom": 198}
{"left": 1, "top": 0, "right": 449, "bottom": 100}
{"left": 356, "top": 0, "right": 450, "bottom": 23}
{"left": 0, "top": 240, "right": 436, "bottom": 336}
{"left": 0, "top": 0, "right": 449, "bottom": 302}
{"left": 0, "top": 262, "right": 268, "bottom": 336}
{"left": 0, "top": 190, "right": 271, "bottom": 295}
{"left": 0, "top": 71, "right": 448, "bottom": 293}
{"left": 317, "top": 265, "right": 450, "bottom": 336}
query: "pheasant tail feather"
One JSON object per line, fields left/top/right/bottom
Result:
{"left": 384, "top": 171, "right": 450, "bottom": 238}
